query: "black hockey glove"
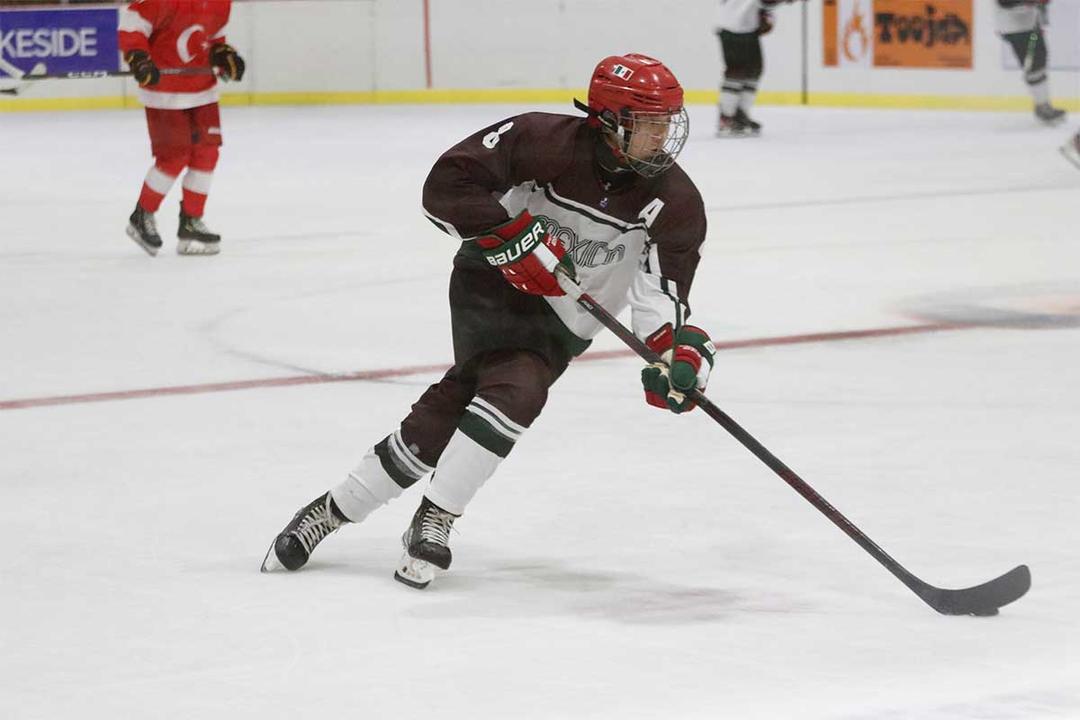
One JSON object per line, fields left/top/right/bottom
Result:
{"left": 210, "top": 43, "right": 246, "bottom": 82}
{"left": 758, "top": 10, "right": 775, "bottom": 35}
{"left": 124, "top": 50, "right": 160, "bottom": 87}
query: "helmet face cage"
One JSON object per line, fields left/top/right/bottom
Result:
{"left": 609, "top": 106, "right": 689, "bottom": 178}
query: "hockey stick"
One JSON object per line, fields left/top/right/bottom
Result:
{"left": 0, "top": 67, "right": 215, "bottom": 96}
{"left": 535, "top": 244, "right": 1031, "bottom": 616}
{"left": 0, "top": 55, "right": 45, "bottom": 96}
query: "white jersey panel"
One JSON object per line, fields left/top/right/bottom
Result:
{"left": 716, "top": 0, "right": 764, "bottom": 33}
{"left": 498, "top": 182, "right": 649, "bottom": 341}
{"left": 629, "top": 244, "right": 684, "bottom": 340}
{"left": 995, "top": 5, "right": 1040, "bottom": 35}
{"left": 137, "top": 86, "right": 221, "bottom": 110}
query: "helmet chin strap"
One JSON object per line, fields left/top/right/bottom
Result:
{"left": 573, "top": 98, "right": 616, "bottom": 130}
{"left": 574, "top": 98, "right": 635, "bottom": 178}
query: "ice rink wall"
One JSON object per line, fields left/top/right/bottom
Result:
{"left": 2, "top": 0, "right": 1079, "bottom": 112}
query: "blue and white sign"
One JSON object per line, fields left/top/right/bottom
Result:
{"left": 0, "top": 8, "right": 119, "bottom": 78}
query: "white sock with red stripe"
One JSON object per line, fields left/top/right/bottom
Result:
{"left": 137, "top": 163, "right": 178, "bottom": 213}
{"left": 181, "top": 168, "right": 213, "bottom": 217}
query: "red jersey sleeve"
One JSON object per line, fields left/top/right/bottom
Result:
{"left": 118, "top": 0, "right": 160, "bottom": 55}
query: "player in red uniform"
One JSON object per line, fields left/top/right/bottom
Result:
{"left": 118, "top": 0, "right": 245, "bottom": 256}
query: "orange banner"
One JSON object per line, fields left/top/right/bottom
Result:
{"left": 873, "top": 0, "right": 972, "bottom": 68}
{"left": 824, "top": 0, "right": 973, "bottom": 69}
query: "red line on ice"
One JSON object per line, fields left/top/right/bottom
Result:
{"left": 0, "top": 322, "right": 964, "bottom": 411}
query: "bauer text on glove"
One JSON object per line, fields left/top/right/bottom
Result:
{"left": 475, "top": 210, "right": 575, "bottom": 296}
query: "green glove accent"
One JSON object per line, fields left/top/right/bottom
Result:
{"left": 668, "top": 326, "right": 715, "bottom": 392}
{"left": 640, "top": 324, "right": 715, "bottom": 414}
{"left": 641, "top": 363, "right": 695, "bottom": 414}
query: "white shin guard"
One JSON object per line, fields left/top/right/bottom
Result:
{"left": 330, "top": 448, "right": 407, "bottom": 523}
{"left": 424, "top": 428, "right": 504, "bottom": 516}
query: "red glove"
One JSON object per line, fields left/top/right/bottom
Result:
{"left": 475, "top": 210, "right": 575, "bottom": 296}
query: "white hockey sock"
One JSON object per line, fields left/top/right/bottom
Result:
{"left": 739, "top": 81, "right": 759, "bottom": 114}
{"left": 331, "top": 430, "right": 433, "bottom": 522}
{"left": 331, "top": 451, "right": 405, "bottom": 522}
{"left": 144, "top": 163, "right": 178, "bottom": 196}
{"left": 181, "top": 167, "right": 214, "bottom": 195}
{"left": 424, "top": 397, "right": 526, "bottom": 516}
{"left": 720, "top": 82, "right": 741, "bottom": 117}
{"left": 1030, "top": 78, "right": 1051, "bottom": 106}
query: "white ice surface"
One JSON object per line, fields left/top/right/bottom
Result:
{"left": 1, "top": 104, "right": 1079, "bottom": 719}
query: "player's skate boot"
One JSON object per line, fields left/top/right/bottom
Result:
{"left": 177, "top": 209, "right": 221, "bottom": 255}
{"left": 394, "top": 496, "right": 457, "bottom": 589}
{"left": 716, "top": 114, "right": 749, "bottom": 138}
{"left": 261, "top": 492, "right": 349, "bottom": 572}
{"left": 1035, "top": 103, "right": 1066, "bottom": 126}
{"left": 126, "top": 206, "right": 163, "bottom": 256}
{"left": 1059, "top": 131, "right": 1080, "bottom": 170}
{"left": 735, "top": 109, "right": 762, "bottom": 135}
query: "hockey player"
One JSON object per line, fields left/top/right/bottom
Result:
{"left": 714, "top": 0, "right": 798, "bottom": 137}
{"left": 996, "top": 0, "right": 1066, "bottom": 126}
{"left": 118, "top": 0, "right": 246, "bottom": 256}
{"left": 262, "top": 54, "right": 715, "bottom": 589}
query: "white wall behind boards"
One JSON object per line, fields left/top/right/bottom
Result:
{"left": 1, "top": 0, "right": 1078, "bottom": 108}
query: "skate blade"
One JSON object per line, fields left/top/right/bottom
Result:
{"left": 126, "top": 225, "right": 160, "bottom": 257}
{"left": 394, "top": 553, "right": 435, "bottom": 589}
{"left": 1060, "top": 144, "right": 1080, "bottom": 170}
{"left": 260, "top": 541, "right": 284, "bottom": 573}
{"left": 177, "top": 239, "right": 221, "bottom": 256}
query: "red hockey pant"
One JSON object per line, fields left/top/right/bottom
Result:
{"left": 137, "top": 103, "right": 222, "bottom": 218}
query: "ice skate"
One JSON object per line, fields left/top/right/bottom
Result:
{"left": 261, "top": 492, "right": 348, "bottom": 572}
{"left": 177, "top": 209, "right": 221, "bottom": 255}
{"left": 394, "top": 497, "right": 457, "bottom": 589}
{"left": 126, "top": 206, "right": 162, "bottom": 256}
{"left": 735, "top": 109, "right": 762, "bottom": 135}
{"left": 1059, "top": 132, "right": 1080, "bottom": 170}
{"left": 715, "top": 114, "right": 750, "bottom": 138}
{"left": 1035, "top": 103, "right": 1066, "bottom": 126}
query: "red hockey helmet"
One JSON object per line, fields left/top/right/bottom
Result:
{"left": 582, "top": 53, "right": 689, "bottom": 177}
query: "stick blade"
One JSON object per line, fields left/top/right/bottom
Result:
{"left": 919, "top": 564, "right": 1031, "bottom": 616}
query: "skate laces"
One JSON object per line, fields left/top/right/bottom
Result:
{"left": 419, "top": 506, "right": 455, "bottom": 547}
{"left": 293, "top": 499, "right": 343, "bottom": 554}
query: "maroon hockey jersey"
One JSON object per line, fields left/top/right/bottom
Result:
{"left": 422, "top": 112, "right": 707, "bottom": 343}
